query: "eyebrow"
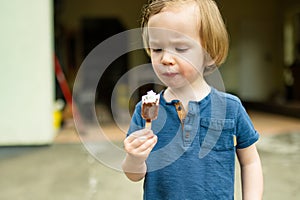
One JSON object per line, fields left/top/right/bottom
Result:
{"left": 149, "top": 38, "right": 192, "bottom": 45}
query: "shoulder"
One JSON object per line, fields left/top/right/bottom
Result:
{"left": 135, "top": 100, "right": 142, "bottom": 108}
{"left": 212, "top": 88, "right": 242, "bottom": 106}
{"left": 132, "top": 100, "right": 142, "bottom": 118}
{"left": 211, "top": 88, "right": 245, "bottom": 118}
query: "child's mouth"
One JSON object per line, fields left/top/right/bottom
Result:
{"left": 162, "top": 72, "right": 178, "bottom": 77}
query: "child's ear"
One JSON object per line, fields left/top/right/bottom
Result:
{"left": 203, "top": 64, "right": 217, "bottom": 76}
{"left": 203, "top": 51, "right": 215, "bottom": 67}
{"left": 204, "top": 51, "right": 216, "bottom": 67}
{"left": 203, "top": 53, "right": 218, "bottom": 75}
{"left": 205, "top": 58, "right": 215, "bottom": 67}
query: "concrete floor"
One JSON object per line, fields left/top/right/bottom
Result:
{"left": 0, "top": 144, "right": 143, "bottom": 200}
{"left": 1, "top": 111, "right": 300, "bottom": 200}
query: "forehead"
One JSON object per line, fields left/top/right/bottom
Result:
{"left": 147, "top": 2, "right": 200, "bottom": 41}
{"left": 148, "top": 28, "right": 194, "bottom": 45}
{"left": 160, "top": 1, "right": 199, "bottom": 22}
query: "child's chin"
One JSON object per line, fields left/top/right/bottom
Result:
{"left": 165, "top": 82, "right": 188, "bottom": 89}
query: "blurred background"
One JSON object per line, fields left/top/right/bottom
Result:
{"left": 0, "top": 0, "right": 300, "bottom": 199}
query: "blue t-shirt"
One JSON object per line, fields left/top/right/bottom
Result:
{"left": 127, "top": 87, "right": 259, "bottom": 200}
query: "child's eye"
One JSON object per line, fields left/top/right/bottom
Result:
{"left": 151, "top": 48, "right": 163, "bottom": 53}
{"left": 175, "top": 47, "right": 188, "bottom": 52}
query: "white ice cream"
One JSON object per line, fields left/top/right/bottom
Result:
{"left": 142, "top": 90, "right": 160, "bottom": 104}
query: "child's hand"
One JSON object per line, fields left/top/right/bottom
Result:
{"left": 124, "top": 129, "right": 157, "bottom": 163}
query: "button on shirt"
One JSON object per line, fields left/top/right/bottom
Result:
{"left": 127, "top": 88, "right": 259, "bottom": 200}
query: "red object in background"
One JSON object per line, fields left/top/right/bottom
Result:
{"left": 54, "top": 55, "right": 73, "bottom": 106}
{"left": 54, "top": 55, "right": 84, "bottom": 133}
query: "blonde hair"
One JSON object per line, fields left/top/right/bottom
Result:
{"left": 141, "top": 0, "right": 229, "bottom": 67}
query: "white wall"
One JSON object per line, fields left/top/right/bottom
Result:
{"left": 0, "top": 0, "right": 54, "bottom": 145}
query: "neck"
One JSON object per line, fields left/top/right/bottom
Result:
{"left": 164, "top": 78, "right": 211, "bottom": 109}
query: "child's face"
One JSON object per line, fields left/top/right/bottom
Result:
{"left": 147, "top": 2, "right": 209, "bottom": 89}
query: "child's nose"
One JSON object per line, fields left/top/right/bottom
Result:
{"left": 161, "top": 50, "right": 175, "bottom": 66}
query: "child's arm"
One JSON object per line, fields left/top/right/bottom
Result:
{"left": 236, "top": 144, "right": 263, "bottom": 200}
{"left": 122, "top": 129, "right": 157, "bottom": 182}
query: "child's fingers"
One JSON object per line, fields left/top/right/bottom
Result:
{"left": 124, "top": 130, "right": 155, "bottom": 153}
{"left": 127, "top": 133, "right": 155, "bottom": 150}
{"left": 139, "top": 135, "right": 158, "bottom": 153}
{"left": 123, "top": 134, "right": 157, "bottom": 162}
{"left": 126, "top": 129, "right": 153, "bottom": 143}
